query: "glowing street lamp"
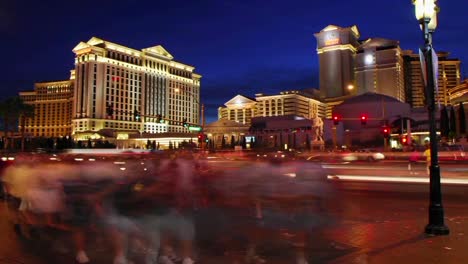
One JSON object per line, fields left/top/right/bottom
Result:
{"left": 413, "top": 0, "right": 449, "bottom": 236}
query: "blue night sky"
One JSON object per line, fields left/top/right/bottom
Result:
{"left": 1, "top": 0, "right": 466, "bottom": 123}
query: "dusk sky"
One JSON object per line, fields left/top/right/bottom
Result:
{"left": 1, "top": 0, "right": 466, "bottom": 122}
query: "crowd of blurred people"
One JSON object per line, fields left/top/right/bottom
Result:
{"left": 1, "top": 151, "right": 333, "bottom": 264}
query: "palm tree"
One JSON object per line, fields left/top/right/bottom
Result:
{"left": 439, "top": 106, "right": 449, "bottom": 141}
{"left": 19, "top": 102, "right": 35, "bottom": 152}
{"left": 459, "top": 102, "right": 466, "bottom": 138}
{"left": 0, "top": 96, "right": 29, "bottom": 150}
{"left": 449, "top": 106, "right": 457, "bottom": 142}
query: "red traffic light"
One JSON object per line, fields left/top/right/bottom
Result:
{"left": 382, "top": 126, "right": 390, "bottom": 139}
{"left": 401, "top": 136, "right": 408, "bottom": 144}
{"left": 360, "top": 115, "right": 368, "bottom": 125}
{"left": 332, "top": 115, "right": 340, "bottom": 125}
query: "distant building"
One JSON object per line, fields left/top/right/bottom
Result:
{"left": 255, "top": 90, "right": 325, "bottom": 119}
{"left": 315, "top": 25, "right": 463, "bottom": 120}
{"left": 203, "top": 119, "right": 250, "bottom": 149}
{"left": 449, "top": 79, "right": 468, "bottom": 105}
{"left": 217, "top": 95, "right": 257, "bottom": 125}
{"left": 19, "top": 77, "right": 74, "bottom": 137}
{"left": 72, "top": 37, "right": 201, "bottom": 140}
{"left": 217, "top": 89, "right": 326, "bottom": 125}
{"left": 402, "top": 50, "right": 461, "bottom": 108}
{"left": 332, "top": 93, "right": 411, "bottom": 147}
{"left": 248, "top": 115, "right": 323, "bottom": 151}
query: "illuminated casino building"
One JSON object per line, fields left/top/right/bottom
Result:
{"left": 72, "top": 37, "right": 201, "bottom": 140}
{"left": 355, "top": 38, "right": 405, "bottom": 102}
{"left": 19, "top": 75, "right": 74, "bottom": 137}
{"left": 402, "top": 50, "right": 461, "bottom": 108}
{"left": 217, "top": 89, "right": 326, "bottom": 125}
{"left": 314, "top": 25, "right": 360, "bottom": 100}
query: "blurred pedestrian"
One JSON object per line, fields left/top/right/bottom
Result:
{"left": 408, "top": 147, "right": 419, "bottom": 175}
{"left": 424, "top": 143, "right": 431, "bottom": 176}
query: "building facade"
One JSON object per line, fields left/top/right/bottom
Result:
{"left": 72, "top": 37, "right": 201, "bottom": 140}
{"left": 450, "top": 79, "right": 468, "bottom": 105}
{"left": 403, "top": 51, "right": 461, "bottom": 108}
{"left": 355, "top": 38, "right": 405, "bottom": 102}
{"left": 19, "top": 77, "right": 74, "bottom": 137}
{"left": 255, "top": 90, "right": 325, "bottom": 119}
{"left": 217, "top": 95, "right": 257, "bottom": 125}
{"left": 217, "top": 89, "right": 326, "bottom": 125}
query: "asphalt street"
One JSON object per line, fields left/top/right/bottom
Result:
{"left": 1, "top": 160, "right": 468, "bottom": 263}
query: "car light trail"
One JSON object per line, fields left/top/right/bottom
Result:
{"left": 327, "top": 175, "right": 468, "bottom": 185}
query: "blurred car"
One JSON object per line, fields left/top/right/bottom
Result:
{"left": 0, "top": 154, "right": 16, "bottom": 199}
{"left": 255, "top": 151, "right": 298, "bottom": 161}
{"left": 342, "top": 149, "right": 385, "bottom": 162}
{"left": 438, "top": 145, "right": 466, "bottom": 161}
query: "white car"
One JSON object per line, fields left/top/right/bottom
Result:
{"left": 342, "top": 149, "right": 385, "bottom": 162}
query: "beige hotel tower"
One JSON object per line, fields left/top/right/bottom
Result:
{"left": 71, "top": 37, "right": 201, "bottom": 140}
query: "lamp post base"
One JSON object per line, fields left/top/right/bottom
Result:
{"left": 425, "top": 203, "right": 449, "bottom": 235}
{"left": 425, "top": 224, "right": 449, "bottom": 235}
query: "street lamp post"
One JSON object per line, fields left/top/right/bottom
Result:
{"left": 413, "top": 0, "right": 449, "bottom": 235}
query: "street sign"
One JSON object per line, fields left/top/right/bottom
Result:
{"left": 188, "top": 126, "right": 202, "bottom": 132}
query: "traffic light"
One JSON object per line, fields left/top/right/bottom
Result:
{"left": 332, "top": 115, "right": 340, "bottom": 125}
{"left": 182, "top": 118, "right": 188, "bottom": 127}
{"left": 198, "top": 133, "right": 203, "bottom": 143}
{"left": 360, "top": 115, "right": 368, "bottom": 125}
{"left": 205, "top": 135, "right": 209, "bottom": 143}
{"left": 382, "top": 126, "right": 390, "bottom": 139}
{"left": 106, "top": 104, "right": 114, "bottom": 117}
{"left": 401, "top": 135, "right": 408, "bottom": 145}
{"left": 134, "top": 109, "right": 140, "bottom": 121}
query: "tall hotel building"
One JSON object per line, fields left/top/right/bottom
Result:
{"left": 72, "top": 37, "right": 201, "bottom": 139}
{"left": 19, "top": 76, "right": 74, "bottom": 137}
{"left": 313, "top": 25, "right": 463, "bottom": 115}
{"left": 402, "top": 50, "right": 461, "bottom": 108}
{"left": 355, "top": 38, "right": 405, "bottom": 102}
{"left": 314, "top": 25, "right": 360, "bottom": 100}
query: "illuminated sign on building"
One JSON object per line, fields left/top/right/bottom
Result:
{"left": 325, "top": 38, "right": 340, "bottom": 46}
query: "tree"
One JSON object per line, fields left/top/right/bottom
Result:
{"left": 241, "top": 136, "right": 247, "bottom": 149}
{"left": 440, "top": 106, "right": 449, "bottom": 140}
{"left": 221, "top": 136, "right": 226, "bottom": 149}
{"left": 230, "top": 135, "right": 236, "bottom": 148}
{"left": 146, "top": 139, "right": 151, "bottom": 149}
{"left": 0, "top": 96, "right": 30, "bottom": 150}
{"left": 459, "top": 102, "right": 466, "bottom": 137}
{"left": 449, "top": 106, "right": 457, "bottom": 141}
{"left": 279, "top": 132, "right": 283, "bottom": 149}
{"left": 19, "top": 102, "right": 35, "bottom": 152}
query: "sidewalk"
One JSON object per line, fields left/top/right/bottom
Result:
{"left": 329, "top": 217, "right": 468, "bottom": 264}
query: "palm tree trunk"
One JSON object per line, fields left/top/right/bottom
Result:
{"left": 3, "top": 116, "right": 8, "bottom": 150}
{"left": 20, "top": 115, "right": 26, "bottom": 152}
